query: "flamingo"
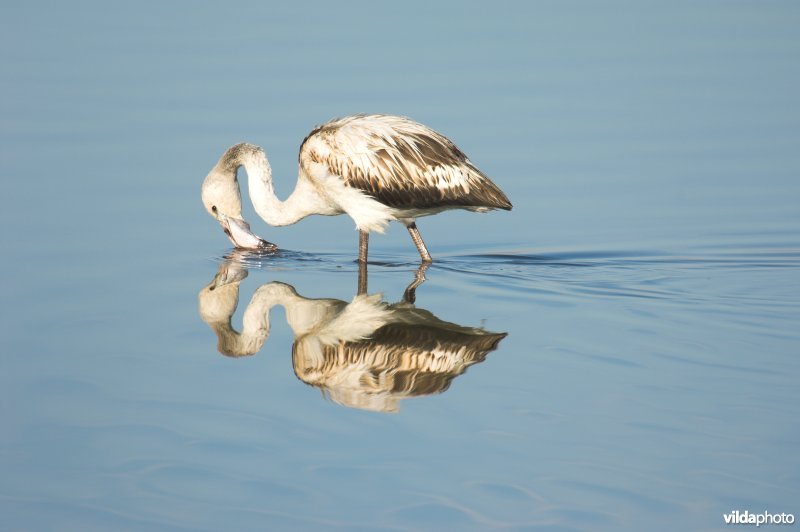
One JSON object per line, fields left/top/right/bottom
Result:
{"left": 201, "top": 114, "right": 512, "bottom": 262}
{"left": 198, "top": 256, "right": 507, "bottom": 412}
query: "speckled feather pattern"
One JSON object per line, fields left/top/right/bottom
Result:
{"left": 299, "top": 114, "right": 513, "bottom": 211}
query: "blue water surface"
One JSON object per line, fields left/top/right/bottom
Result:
{"left": 1, "top": 2, "right": 799, "bottom": 531}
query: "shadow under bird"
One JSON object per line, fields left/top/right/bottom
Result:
{"left": 198, "top": 256, "right": 507, "bottom": 412}
{"left": 201, "top": 114, "right": 512, "bottom": 262}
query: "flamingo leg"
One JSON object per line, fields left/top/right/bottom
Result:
{"left": 358, "top": 260, "right": 368, "bottom": 295}
{"left": 406, "top": 222, "right": 432, "bottom": 263}
{"left": 358, "top": 230, "right": 369, "bottom": 264}
{"left": 402, "top": 262, "right": 430, "bottom": 304}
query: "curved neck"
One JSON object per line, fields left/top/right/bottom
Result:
{"left": 237, "top": 148, "right": 317, "bottom": 227}
{"left": 199, "top": 281, "right": 303, "bottom": 357}
{"left": 199, "top": 280, "right": 338, "bottom": 357}
{"left": 198, "top": 279, "right": 272, "bottom": 357}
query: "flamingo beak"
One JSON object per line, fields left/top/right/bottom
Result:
{"left": 211, "top": 260, "right": 248, "bottom": 289}
{"left": 218, "top": 214, "right": 277, "bottom": 252}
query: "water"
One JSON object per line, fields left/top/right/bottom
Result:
{"left": 2, "top": 2, "right": 799, "bottom": 530}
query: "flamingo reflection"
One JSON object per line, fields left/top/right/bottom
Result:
{"left": 198, "top": 254, "right": 506, "bottom": 412}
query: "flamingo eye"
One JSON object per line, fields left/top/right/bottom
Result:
{"left": 211, "top": 205, "right": 218, "bottom": 213}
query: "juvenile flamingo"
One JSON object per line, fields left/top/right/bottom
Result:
{"left": 201, "top": 114, "right": 512, "bottom": 262}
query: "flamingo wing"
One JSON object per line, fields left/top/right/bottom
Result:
{"left": 300, "top": 115, "right": 512, "bottom": 211}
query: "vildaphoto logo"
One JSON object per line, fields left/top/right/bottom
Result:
{"left": 723, "top": 510, "right": 795, "bottom": 526}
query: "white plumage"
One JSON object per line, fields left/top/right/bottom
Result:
{"left": 201, "top": 114, "right": 512, "bottom": 262}
{"left": 198, "top": 259, "right": 507, "bottom": 412}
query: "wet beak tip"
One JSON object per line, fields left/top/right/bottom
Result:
{"left": 259, "top": 239, "right": 278, "bottom": 252}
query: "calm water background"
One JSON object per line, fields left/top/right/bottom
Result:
{"left": 2, "top": 2, "right": 799, "bottom": 530}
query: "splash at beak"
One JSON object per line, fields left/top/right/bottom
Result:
{"left": 219, "top": 215, "right": 277, "bottom": 252}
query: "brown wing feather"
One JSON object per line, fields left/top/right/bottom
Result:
{"left": 300, "top": 115, "right": 512, "bottom": 211}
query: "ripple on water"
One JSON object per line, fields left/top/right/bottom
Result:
{"left": 205, "top": 243, "right": 800, "bottom": 315}
{"left": 385, "top": 498, "right": 493, "bottom": 529}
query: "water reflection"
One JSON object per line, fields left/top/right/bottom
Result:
{"left": 198, "top": 253, "right": 507, "bottom": 412}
